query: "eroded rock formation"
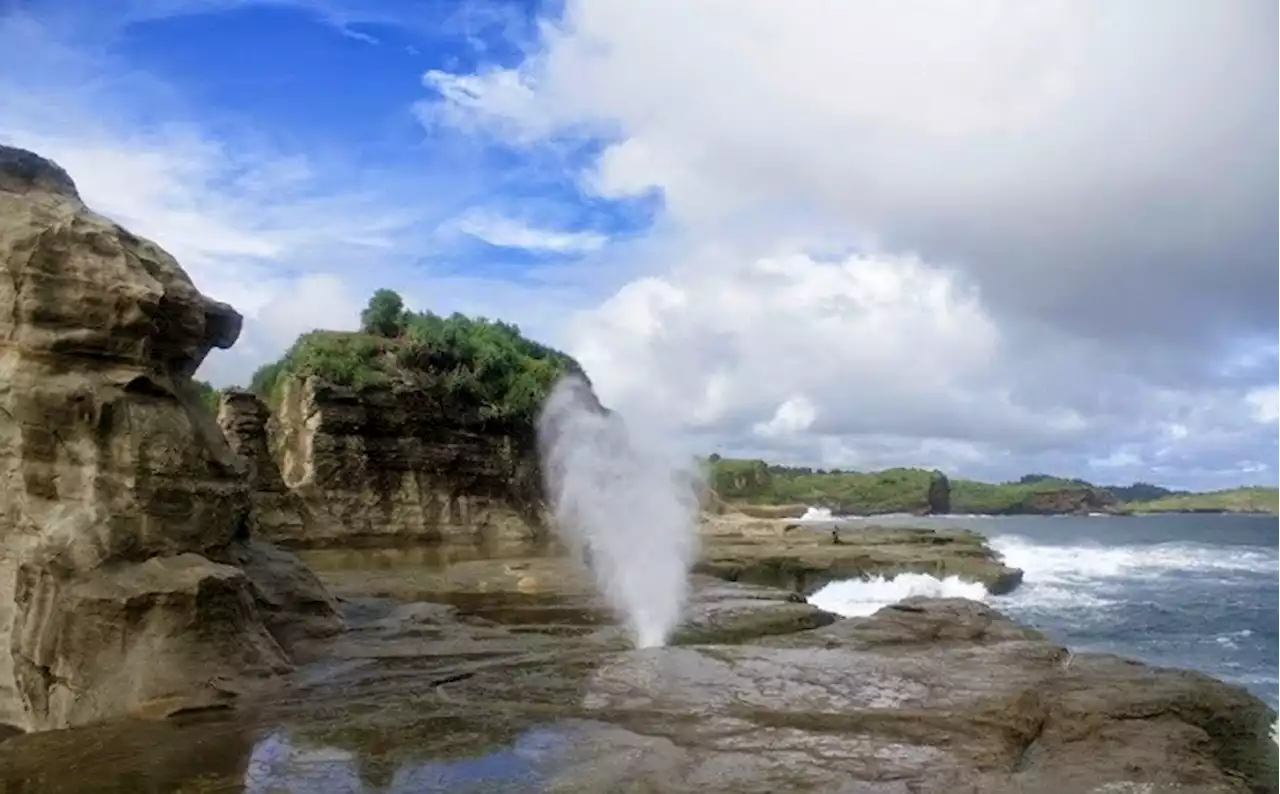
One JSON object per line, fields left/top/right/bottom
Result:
{"left": 267, "top": 376, "right": 547, "bottom": 546}
{"left": 0, "top": 145, "right": 340, "bottom": 732}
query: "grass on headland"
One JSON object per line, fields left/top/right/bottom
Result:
{"left": 1126, "top": 487, "right": 1279, "bottom": 515}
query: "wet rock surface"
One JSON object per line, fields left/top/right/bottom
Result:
{"left": 698, "top": 514, "right": 1024, "bottom": 595}
{"left": 0, "top": 549, "right": 1272, "bottom": 794}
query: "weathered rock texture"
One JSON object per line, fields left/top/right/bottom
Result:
{"left": 0, "top": 145, "right": 340, "bottom": 733}
{"left": 268, "top": 376, "right": 547, "bottom": 546}
{"left": 698, "top": 513, "right": 1024, "bottom": 595}
{"left": 218, "top": 389, "right": 342, "bottom": 548}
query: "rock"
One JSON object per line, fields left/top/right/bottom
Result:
{"left": 11, "top": 554, "right": 291, "bottom": 728}
{"left": 671, "top": 577, "right": 839, "bottom": 645}
{"left": 0, "top": 552, "right": 1272, "bottom": 793}
{"left": 217, "top": 388, "right": 346, "bottom": 548}
{"left": 1012, "top": 486, "right": 1126, "bottom": 515}
{"left": 220, "top": 539, "right": 344, "bottom": 655}
{"left": 927, "top": 468, "right": 951, "bottom": 514}
{"left": 0, "top": 145, "right": 339, "bottom": 732}
{"left": 555, "top": 599, "right": 1277, "bottom": 793}
{"left": 268, "top": 376, "right": 547, "bottom": 546}
{"left": 697, "top": 516, "right": 1024, "bottom": 595}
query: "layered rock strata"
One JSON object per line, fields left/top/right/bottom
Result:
{"left": 268, "top": 376, "right": 547, "bottom": 546}
{"left": 698, "top": 513, "right": 1024, "bottom": 595}
{"left": 0, "top": 145, "right": 340, "bottom": 732}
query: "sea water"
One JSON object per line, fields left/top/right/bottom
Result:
{"left": 809, "top": 513, "right": 1279, "bottom": 711}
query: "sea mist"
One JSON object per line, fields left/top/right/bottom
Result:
{"left": 536, "top": 374, "right": 702, "bottom": 648}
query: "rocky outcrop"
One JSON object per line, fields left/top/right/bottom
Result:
{"left": 698, "top": 513, "right": 1024, "bottom": 595}
{"left": 268, "top": 376, "right": 547, "bottom": 546}
{"left": 0, "top": 145, "right": 340, "bottom": 733}
{"left": 1004, "top": 486, "right": 1126, "bottom": 516}
{"left": 927, "top": 468, "right": 951, "bottom": 513}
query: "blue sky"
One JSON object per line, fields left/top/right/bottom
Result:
{"left": 2, "top": 0, "right": 1275, "bottom": 489}
{"left": 0, "top": 0, "right": 651, "bottom": 364}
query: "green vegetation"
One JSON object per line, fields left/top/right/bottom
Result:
{"left": 247, "top": 289, "right": 582, "bottom": 433}
{"left": 707, "top": 457, "right": 1277, "bottom": 516}
{"left": 192, "top": 379, "right": 220, "bottom": 413}
{"left": 716, "top": 458, "right": 1126, "bottom": 514}
{"left": 1104, "top": 482, "right": 1178, "bottom": 502}
{"left": 707, "top": 458, "right": 943, "bottom": 514}
{"left": 948, "top": 476, "right": 1111, "bottom": 514}
{"left": 1127, "top": 487, "right": 1279, "bottom": 515}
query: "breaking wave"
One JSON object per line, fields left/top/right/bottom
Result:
{"left": 808, "top": 572, "right": 989, "bottom": 617}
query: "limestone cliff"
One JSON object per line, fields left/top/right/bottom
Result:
{"left": 266, "top": 375, "right": 547, "bottom": 546}
{"left": 0, "top": 145, "right": 340, "bottom": 733}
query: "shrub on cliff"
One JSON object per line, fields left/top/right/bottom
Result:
{"left": 249, "top": 290, "right": 582, "bottom": 433}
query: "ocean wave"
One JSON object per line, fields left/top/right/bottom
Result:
{"left": 808, "top": 573, "right": 989, "bottom": 618}
{"left": 990, "top": 535, "right": 1278, "bottom": 582}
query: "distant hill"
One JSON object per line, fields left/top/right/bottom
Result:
{"left": 705, "top": 457, "right": 1278, "bottom": 517}
{"left": 1126, "top": 487, "right": 1278, "bottom": 516}
{"left": 1104, "top": 482, "right": 1183, "bottom": 502}
{"left": 705, "top": 459, "right": 1120, "bottom": 516}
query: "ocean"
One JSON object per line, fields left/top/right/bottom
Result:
{"left": 808, "top": 513, "right": 1279, "bottom": 711}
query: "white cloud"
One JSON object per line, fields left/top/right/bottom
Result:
{"left": 1245, "top": 387, "right": 1279, "bottom": 425}
{"left": 424, "top": 0, "right": 1278, "bottom": 486}
{"left": 450, "top": 211, "right": 608, "bottom": 254}
{"left": 753, "top": 395, "right": 817, "bottom": 440}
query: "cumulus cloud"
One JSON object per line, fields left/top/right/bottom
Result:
{"left": 425, "top": 0, "right": 1279, "bottom": 487}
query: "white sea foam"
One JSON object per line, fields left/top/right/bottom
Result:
{"left": 808, "top": 572, "right": 990, "bottom": 617}
{"left": 797, "top": 506, "right": 836, "bottom": 521}
{"left": 990, "top": 535, "right": 1277, "bottom": 581}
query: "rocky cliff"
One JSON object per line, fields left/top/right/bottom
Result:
{"left": 265, "top": 375, "right": 547, "bottom": 546}
{"left": 0, "top": 145, "right": 341, "bottom": 733}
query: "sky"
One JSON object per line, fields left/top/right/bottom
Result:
{"left": 1, "top": 0, "right": 1276, "bottom": 490}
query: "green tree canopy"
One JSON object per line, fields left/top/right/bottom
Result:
{"left": 248, "top": 289, "right": 585, "bottom": 434}
{"left": 360, "top": 289, "right": 407, "bottom": 338}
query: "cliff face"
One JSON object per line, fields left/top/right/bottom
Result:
{"left": 0, "top": 145, "right": 340, "bottom": 733}
{"left": 992, "top": 486, "right": 1125, "bottom": 516}
{"left": 267, "top": 376, "right": 547, "bottom": 546}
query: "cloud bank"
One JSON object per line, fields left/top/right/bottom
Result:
{"left": 422, "top": 0, "right": 1278, "bottom": 488}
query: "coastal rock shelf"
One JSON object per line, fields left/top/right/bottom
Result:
{"left": 0, "top": 145, "right": 341, "bottom": 732}
{"left": 696, "top": 513, "right": 1024, "bottom": 595}
{"left": 0, "top": 562, "right": 1272, "bottom": 793}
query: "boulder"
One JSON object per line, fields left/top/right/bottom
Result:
{"left": 0, "top": 145, "right": 339, "bottom": 732}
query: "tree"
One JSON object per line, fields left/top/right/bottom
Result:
{"left": 360, "top": 289, "right": 406, "bottom": 338}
